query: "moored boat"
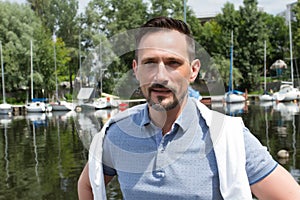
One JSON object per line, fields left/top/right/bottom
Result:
{"left": 223, "top": 31, "right": 246, "bottom": 104}
{"left": 50, "top": 100, "right": 74, "bottom": 111}
{"left": 273, "top": 83, "right": 300, "bottom": 102}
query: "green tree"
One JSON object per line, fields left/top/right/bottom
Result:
{"left": 149, "top": 0, "right": 202, "bottom": 43}
{"left": 27, "top": 0, "right": 53, "bottom": 28}
{"left": 262, "top": 13, "right": 288, "bottom": 76}
{"left": 215, "top": 2, "right": 240, "bottom": 57}
{"left": 0, "top": 2, "right": 44, "bottom": 99}
{"left": 210, "top": 54, "right": 243, "bottom": 89}
{"left": 235, "top": 0, "right": 268, "bottom": 91}
{"left": 28, "top": 0, "right": 79, "bottom": 95}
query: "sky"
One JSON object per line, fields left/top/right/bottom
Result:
{"left": 6, "top": 0, "right": 297, "bottom": 16}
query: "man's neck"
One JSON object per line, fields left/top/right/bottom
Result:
{"left": 149, "top": 99, "right": 187, "bottom": 135}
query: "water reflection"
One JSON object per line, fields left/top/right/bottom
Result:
{"left": 224, "top": 102, "right": 248, "bottom": 115}
{"left": 273, "top": 102, "right": 300, "bottom": 121}
{"left": 211, "top": 101, "right": 248, "bottom": 115}
{"left": 1, "top": 116, "right": 11, "bottom": 188}
{"left": 74, "top": 108, "right": 120, "bottom": 150}
{"left": 0, "top": 102, "right": 299, "bottom": 199}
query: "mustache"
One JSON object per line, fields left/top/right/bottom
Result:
{"left": 149, "top": 83, "right": 170, "bottom": 90}
{"left": 148, "top": 83, "right": 176, "bottom": 93}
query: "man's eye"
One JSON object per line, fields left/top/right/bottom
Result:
{"left": 167, "top": 60, "right": 181, "bottom": 67}
{"left": 142, "top": 62, "right": 157, "bottom": 67}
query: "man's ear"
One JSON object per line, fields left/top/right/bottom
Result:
{"left": 132, "top": 59, "right": 139, "bottom": 81}
{"left": 190, "top": 59, "right": 201, "bottom": 83}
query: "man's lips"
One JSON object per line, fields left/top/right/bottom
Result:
{"left": 151, "top": 88, "right": 171, "bottom": 92}
{"left": 150, "top": 88, "right": 172, "bottom": 97}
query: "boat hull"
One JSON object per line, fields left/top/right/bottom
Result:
{"left": 273, "top": 84, "right": 300, "bottom": 102}
{"left": 224, "top": 93, "right": 246, "bottom": 103}
{"left": 76, "top": 97, "right": 119, "bottom": 112}
{"left": 50, "top": 101, "right": 74, "bottom": 111}
{"left": 0, "top": 103, "right": 12, "bottom": 115}
{"left": 259, "top": 94, "right": 275, "bottom": 101}
{"left": 25, "top": 102, "right": 52, "bottom": 113}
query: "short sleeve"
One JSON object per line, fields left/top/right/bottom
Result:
{"left": 243, "top": 127, "right": 278, "bottom": 185}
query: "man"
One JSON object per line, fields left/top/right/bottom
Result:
{"left": 78, "top": 16, "right": 300, "bottom": 199}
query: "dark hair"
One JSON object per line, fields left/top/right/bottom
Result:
{"left": 135, "top": 16, "right": 195, "bottom": 61}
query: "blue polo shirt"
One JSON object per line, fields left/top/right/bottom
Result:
{"left": 102, "top": 98, "right": 277, "bottom": 199}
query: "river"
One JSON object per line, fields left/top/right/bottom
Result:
{"left": 0, "top": 100, "right": 299, "bottom": 199}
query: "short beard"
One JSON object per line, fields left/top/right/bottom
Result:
{"left": 148, "top": 95, "right": 179, "bottom": 111}
{"left": 146, "top": 84, "right": 187, "bottom": 111}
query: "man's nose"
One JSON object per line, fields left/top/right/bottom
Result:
{"left": 154, "top": 62, "right": 168, "bottom": 84}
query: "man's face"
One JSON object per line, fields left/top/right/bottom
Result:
{"left": 133, "top": 30, "right": 200, "bottom": 111}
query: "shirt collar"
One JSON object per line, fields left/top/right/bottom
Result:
{"left": 140, "top": 97, "right": 197, "bottom": 131}
{"left": 140, "top": 104, "right": 151, "bottom": 126}
{"left": 174, "top": 97, "right": 198, "bottom": 132}
{"left": 140, "top": 97, "right": 198, "bottom": 132}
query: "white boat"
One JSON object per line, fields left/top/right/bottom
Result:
{"left": 25, "top": 41, "right": 52, "bottom": 113}
{"left": 224, "top": 91, "right": 246, "bottom": 103}
{"left": 50, "top": 100, "right": 74, "bottom": 111}
{"left": 273, "top": 83, "right": 300, "bottom": 102}
{"left": 273, "top": 9, "right": 300, "bottom": 102}
{"left": 81, "top": 97, "right": 119, "bottom": 110}
{"left": 0, "top": 103, "right": 12, "bottom": 115}
{"left": 259, "top": 93, "right": 275, "bottom": 101}
{"left": 224, "top": 32, "right": 246, "bottom": 103}
{"left": 26, "top": 101, "right": 52, "bottom": 113}
{"left": 0, "top": 41, "right": 12, "bottom": 115}
{"left": 259, "top": 41, "right": 274, "bottom": 101}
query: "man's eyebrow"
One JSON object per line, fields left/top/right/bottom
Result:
{"left": 164, "top": 56, "right": 183, "bottom": 61}
{"left": 140, "top": 57, "right": 157, "bottom": 63}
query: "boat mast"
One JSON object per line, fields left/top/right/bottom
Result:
{"left": 228, "top": 31, "right": 234, "bottom": 92}
{"left": 0, "top": 41, "right": 6, "bottom": 103}
{"left": 263, "top": 40, "right": 267, "bottom": 92}
{"left": 79, "top": 31, "right": 82, "bottom": 89}
{"left": 52, "top": 33, "right": 58, "bottom": 100}
{"left": 288, "top": 4, "right": 294, "bottom": 87}
{"left": 30, "top": 40, "right": 33, "bottom": 100}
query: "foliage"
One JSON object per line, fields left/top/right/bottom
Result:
{"left": 0, "top": 0, "right": 299, "bottom": 100}
{"left": 0, "top": 2, "right": 43, "bottom": 96}
{"left": 209, "top": 54, "right": 243, "bottom": 88}
{"left": 202, "top": 0, "right": 287, "bottom": 92}
{"left": 235, "top": 0, "right": 268, "bottom": 91}
{"left": 262, "top": 14, "right": 288, "bottom": 65}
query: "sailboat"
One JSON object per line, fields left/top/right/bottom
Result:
{"left": 259, "top": 41, "right": 275, "bottom": 101}
{"left": 49, "top": 34, "right": 74, "bottom": 112}
{"left": 0, "top": 41, "right": 12, "bottom": 115}
{"left": 273, "top": 6, "right": 300, "bottom": 102}
{"left": 224, "top": 31, "right": 246, "bottom": 103}
{"left": 25, "top": 40, "right": 52, "bottom": 113}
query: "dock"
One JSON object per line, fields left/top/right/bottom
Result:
{"left": 12, "top": 105, "right": 26, "bottom": 115}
